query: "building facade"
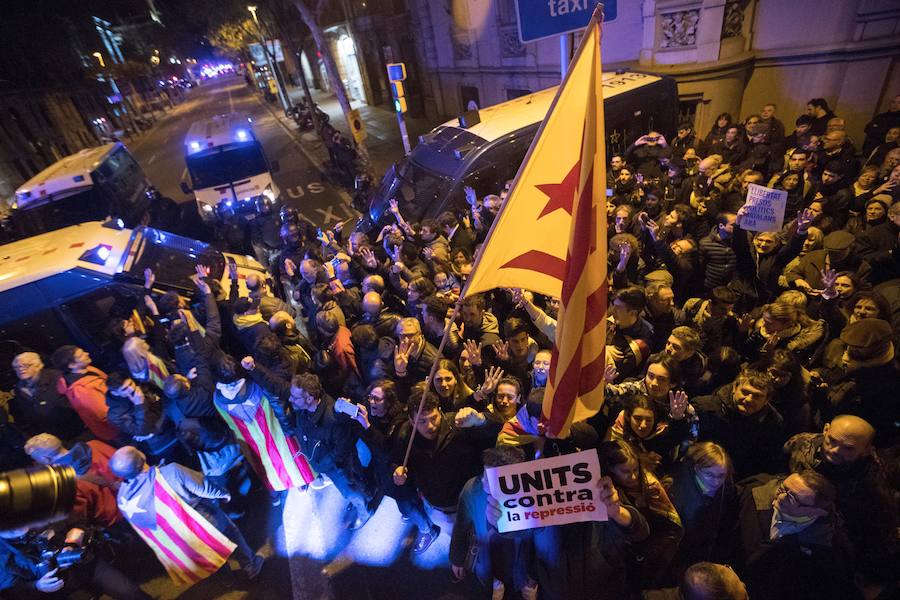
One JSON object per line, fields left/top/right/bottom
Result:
{"left": 405, "top": 0, "right": 900, "bottom": 145}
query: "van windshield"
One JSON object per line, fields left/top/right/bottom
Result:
{"left": 127, "top": 227, "right": 225, "bottom": 289}
{"left": 187, "top": 143, "right": 268, "bottom": 189}
{"left": 95, "top": 147, "right": 147, "bottom": 208}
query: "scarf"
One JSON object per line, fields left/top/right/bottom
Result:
{"left": 770, "top": 506, "right": 817, "bottom": 540}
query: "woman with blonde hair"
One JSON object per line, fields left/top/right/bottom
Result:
{"left": 121, "top": 336, "right": 170, "bottom": 392}
{"left": 665, "top": 442, "right": 736, "bottom": 583}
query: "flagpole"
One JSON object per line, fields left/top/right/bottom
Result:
{"left": 401, "top": 4, "right": 606, "bottom": 468}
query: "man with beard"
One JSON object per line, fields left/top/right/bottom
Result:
{"left": 784, "top": 415, "right": 897, "bottom": 575}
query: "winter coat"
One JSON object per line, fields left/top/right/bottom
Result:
{"left": 11, "top": 367, "right": 84, "bottom": 440}
{"left": 698, "top": 230, "right": 737, "bottom": 290}
{"left": 666, "top": 460, "right": 737, "bottom": 581}
{"left": 692, "top": 382, "right": 786, "bottom": 478}
{"left": 738, "top": 474, "right": 855, "bottom": 600}
{"left": 57, "top": 367, "right": 120, "bottom": 442}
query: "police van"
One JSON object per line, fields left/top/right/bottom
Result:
{"left": 0, "top": 220, "right": 266, "bottom": 370}
{"left": 6, "top": 143, "right": 155, "bottom": 240}
{"left": 360, "top": 70, "right": 678, "bottom": 228}
{"left": 181, "top": 113, "right": 281, "bottom": 223}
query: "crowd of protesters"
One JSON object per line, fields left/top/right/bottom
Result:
{"left": 1, "top": 95, "right": 899, "bottom": 600}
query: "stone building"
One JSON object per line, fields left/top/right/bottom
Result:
{"left": 404, "top": 0, "right": 900, "bottom": 145}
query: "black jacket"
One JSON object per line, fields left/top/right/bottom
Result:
{"left": 395, "top": 412, "right": 499, "bottom": 510}
{"left": 11, "top": 368, "right": 85, "bottom": 441}
{"left": 692, "top": 383, "right": 786, "bottom": 478}
{"left": 698, "top": 230, "right": 737, "bottom": 290}
{"left": 290, "top": 394, "right": 363, "bottom": 475}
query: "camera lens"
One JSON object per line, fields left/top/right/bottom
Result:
{"left": 0, "top": 466, "right": 77, "bottom": 530}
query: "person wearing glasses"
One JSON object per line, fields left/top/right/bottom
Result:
{"left": 736, "top": 470, "right": 854, "bottom": 600}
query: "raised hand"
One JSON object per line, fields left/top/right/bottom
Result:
{"left": 736, "top": 312, "right": 754, "bottom": 332}
{"left": 192, "top": 272, "right": 211, "bottom": 295}
{"left": 481, "top": 365, "right": 505, "bottom": 396}
{"left": 389, "top": 198, "right": 401, "bottom": 215}
{"left": 464, "top": 186, "right": 477, "bottom": 207}
{"left": 603, "top": 363, "right": 619, "bottom": 383}
{"left": 596, "top": 476, "right": 622, "bottom": 511}
{"left": 144, "top": 295, "right": 159, "bottom": 316}
{"left": 227, "top": 260, "right": 238, "bottom": 281}
{"left": 454, "top": 407, "right": 486, "bottom": 428}
{"left": 492, "top": 340, "right": 510, "bottom": 362}
{"left": 761, "top": 332, "right": 782, "bottom": 354}
{"left": 644, "top": 216, "right": 659, "bottom": 240}
{"left": 354, "top": 403, "right": 370, "bottom": 429}
{"left": 359, "top": 247, "right": 378, "bottom": 269}
{"left": 463, "top": 339, "right": 482, "bottom": 367}
{"left": 323, "top": 259, "right": 336, "bottom": 279}
{"left": 316, "top": 228, "right": 330, "bottom": 245}
{"left": 144, "top": 267, "right": 155, "bottom": 289}
{"left": 668, "top": 389, "right": 688, "bottom": 420}
{"left": 240, "top": 356, "right": 256, "bottom": 371}
{"left": 195, "top": 264, "right": 211, "bottom": 279}
{"left": 796, "top": 208, "right": 814, "bottom": 232}
{"left": 393, "top": 337, "right": 412, "bottom": 375}
{"left": 616, "top": 244, "right": 632, "bottom": 272}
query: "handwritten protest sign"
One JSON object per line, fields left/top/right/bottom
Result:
{"left": 486, "top": 449, "right": 606, "bottom": 533}
{"left": 740, "top": 184, "right": 788, "bottom": 232}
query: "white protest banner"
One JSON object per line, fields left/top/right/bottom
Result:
{"left": 740, "top": 183, "right": 788, "bottom": 232}
{"left": 486, "top": 449, "right": 606, "bottom": 533}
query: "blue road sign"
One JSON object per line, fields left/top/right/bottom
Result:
{"left": 515, "top": 0, "right": 616, "bottom": 43}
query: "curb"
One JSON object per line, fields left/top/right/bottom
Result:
{"left": 255, "top": 94, "right": 355, "bottom": 207}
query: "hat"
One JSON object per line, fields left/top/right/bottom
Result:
{"left": 233, "top": 296, "right": 260, "bottom": 314}
{"left": 823, "top": 231, "right": 855, "bottom": 252}
{"left": 840, "top": 319, "right": 892, "bottom": 349}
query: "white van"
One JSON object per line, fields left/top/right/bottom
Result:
{"left": 181, "top": 113, "right": 281, "bottom": 222}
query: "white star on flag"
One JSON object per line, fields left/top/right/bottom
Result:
{"left": 119, "top": 494, "right": 147, "bottom": 520}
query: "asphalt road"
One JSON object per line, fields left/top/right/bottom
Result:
{"left": 129, "top": 75, "right": 357, "bottom": 230}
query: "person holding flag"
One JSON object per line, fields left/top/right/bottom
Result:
{"left": 109, "top": 446, "right": 264, "bottom": 586}
{"left": 212, "top": 355, "right": 316, "bottom": 506}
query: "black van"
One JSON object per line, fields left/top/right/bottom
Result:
{"left": 359, "top": 71, "right": 678, "bottom": 229}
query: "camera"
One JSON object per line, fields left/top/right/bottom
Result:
{"left": 0, "top": 465, "right": 77, "bottom": 530}
{"left": 31, "top": 528, "right": 99, "bottom": 578}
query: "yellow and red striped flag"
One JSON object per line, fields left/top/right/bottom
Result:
{"left": 464, "top": 10, "right": 607, "bottom": 438}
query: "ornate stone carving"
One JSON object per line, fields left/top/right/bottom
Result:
{"left": 722, "top": 0, "right": 746, "bottom": 39}
{"left": 500, "top": 26, "right": 526, "bottom": 57}
{"left": 659, "top": 9, "right": 700, "bottom": 48}
{"left": 452, "top": 27, "right": 472, "bottom": 60}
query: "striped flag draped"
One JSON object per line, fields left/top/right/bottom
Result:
{"left": 125, "top": 468, "right": 236, "bottom": 586}
{"left": 215, "top": 393, "right": 316, "bottom": 490}
{"left": 462, "top": 11, "right": 607, "bottom": 438}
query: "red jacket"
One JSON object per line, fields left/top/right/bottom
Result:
{"left": 56, "top": 367, "right": 120, "bottom": 442}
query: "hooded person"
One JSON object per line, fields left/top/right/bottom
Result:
{"left": 110, "top": 446, "right": 264, "bottom": 586}
{"left": 212, "top": 356, "right": 315, "bottom": 502}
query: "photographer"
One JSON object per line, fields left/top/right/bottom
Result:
{"left": 0, "top": 522, "right": 150, "bottom": 599}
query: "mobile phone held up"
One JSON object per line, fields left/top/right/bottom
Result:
{"left": 334, "top": 398, "right": 359, "bottom": 419}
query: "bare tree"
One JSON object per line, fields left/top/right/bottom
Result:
{"left": 291, "top": 0, "right": 371, "bottom": 172}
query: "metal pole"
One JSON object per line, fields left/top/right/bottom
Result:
{"left": 296, "top": 51, "right": 322, "bottom": 136}
{"left": 559, "top": 33, "right": 572, "bottom": 79}
{"left": 396, "top": 110, "right": 411, "bottom": 155}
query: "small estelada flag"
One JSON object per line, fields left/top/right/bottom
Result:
{"left": 463, "top": 8, "right": 608, "bottom": 438}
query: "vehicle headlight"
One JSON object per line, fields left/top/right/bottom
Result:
{"left": 262, "top": 184, "right": 276, "bottom": 203}
{"left": 201, "top": 203, "right": 214, "bottom": 212}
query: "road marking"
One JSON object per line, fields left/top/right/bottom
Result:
{"left": 315, "top": 206, "right": 340, "bottom": 224}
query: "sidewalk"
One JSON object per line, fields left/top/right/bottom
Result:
{"left": 275, "top": 84, "right": 441, "bottom": 179}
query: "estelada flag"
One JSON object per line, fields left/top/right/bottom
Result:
{"left": 121, "top": 467, "right": 236, "bottom": 586}
{"left": 464, "top": 9, "right": 607, "bottom": 437}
